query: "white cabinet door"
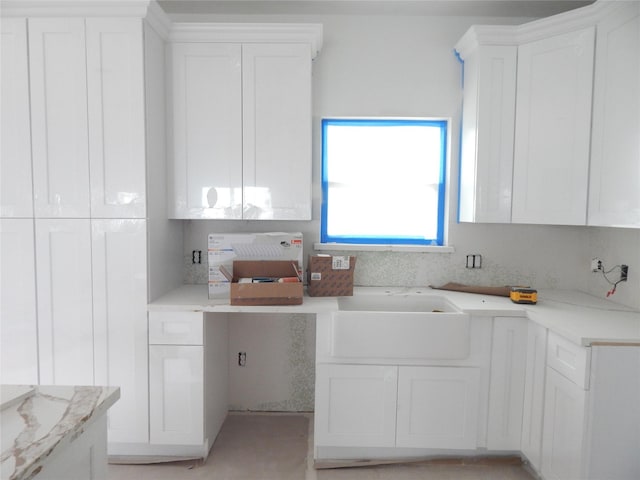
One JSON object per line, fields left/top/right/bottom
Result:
{"left": 315, "top": 364, "right": 398, "bottom": 448}
{"left": 149, "top": 345, "right": 204, "bottom": 446}
{"left": 242, "top": 44, "right": 312, "bottom": 220}
{"left": 169, "top": 43, "right": 242, "bottom": 219}
{"left": 1, "top": 18, "right": 33, "bottom": 218}
{"left": 588, "top": 2, "right": 640, "bottom": 227}
{"left": 35, "top": 219, "right": 94, "bottom": 385}
{"left": 29, "top": 19, "right": 91, "bottom": 218}
{"left": 521, "top": 322, "right": 547, "bottom": 472}
{"left": 541, "top": 367, "right": 587, "bottom": 480}
{"left": 0, "top": 219, "right": 38, "bottom": 384}
{"left": 486, "top": 317, "right": 527, "bottom": 450}
{"left": 92, "top": 219, "right": 148, "bottom": 444}
{"left": 458, "top": 45, "right": 517, "bottom": 223}
{"left": 86, "top": 19, "right": 146, "bottom": 219}
{"left": 396, "top": 366, "right": 480, "bottom": 449}
{"left": 512, "top": 28, "right": 595, "bottom": 225}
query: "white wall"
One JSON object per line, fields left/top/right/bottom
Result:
{"left": 177, "top": 11, "right": 639, "bottom": 410}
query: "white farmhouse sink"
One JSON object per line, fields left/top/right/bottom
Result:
{"left": 337, "top": 294, "right": 461, "bottom": 313}
{"left": 331, "top": 295, "right": 470, "bottom": 360}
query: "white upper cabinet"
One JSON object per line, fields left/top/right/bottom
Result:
{"left": 457, "top": 1, "right": 638, "bottom": 228}
{"left": 29, "top": 18, "right": 92, "bottom": 218}
{"left": 1, "top": 18, "right": 33, "bottom": 218}
{"left": 512, "top": 27, "right": 595, "bottom": 225}
{"left": 169, "top": 43, "right": 243, "bottom": 219}
{"left": 20, "top": 17, "right": 147, "bottom": 219}
{"left": 588, "top": 2, "right": 640, "bottom": 228}
{"left": 242, "top": 43, "right": 312, "bottom": 220}
{"left": 456, "top": 39, "right": 517, "bottom": 223}
{"left": 167, "top": 24, "right": 322, "bottom": 220}
{"left": 86, "top": 18, "right": 147, "bottom": 219}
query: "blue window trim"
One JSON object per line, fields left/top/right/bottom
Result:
{"left": 320, "top": 118, "right": 447, "bottom": 246}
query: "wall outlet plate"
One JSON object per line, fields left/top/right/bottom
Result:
{"left": 591, "top": 258, "right": 602, "bottom": 272}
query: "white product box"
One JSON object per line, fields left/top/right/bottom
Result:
{"left": 207, "top": 233, "right": 303, "bottom": 298}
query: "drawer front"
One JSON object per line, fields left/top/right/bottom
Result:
{"left": 149, "top": 311, "right": 203, "bottom": 345}
{"left": 546, "top": 332, "right": 590, "bottom": 389}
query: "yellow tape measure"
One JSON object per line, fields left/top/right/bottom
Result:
{"left": 510, "top": 287, "right": 538, "bottom": 304}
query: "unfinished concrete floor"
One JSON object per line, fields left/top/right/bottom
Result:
{"left": 108, "top": 413, "right": 536, "bottom": 480}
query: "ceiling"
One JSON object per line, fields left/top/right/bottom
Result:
{"left": 157, "top": 0, "right": 596, "bottom": 17}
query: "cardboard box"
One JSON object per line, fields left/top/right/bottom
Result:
{"left": 227, "top": 260, "right": 303, "bottom": 306}
{"left": 207, "top": 233, "right": 303, "bottom": 299}
{"left": 307, "top": 255, "right": 356, "bottom": 297}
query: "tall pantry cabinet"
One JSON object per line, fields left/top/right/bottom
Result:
{"left": 0, "top": 1, "right": 181, "bottom": 448}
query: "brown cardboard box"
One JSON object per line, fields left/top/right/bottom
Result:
{"left": 228, "top": 260, "right": 303, "bottom": 306}
{"left": 307, "top": 255, "right": 356, "bottom": 297}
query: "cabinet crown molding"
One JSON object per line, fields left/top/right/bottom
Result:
{"left": 455, "top": 0, "right": 623, "bottom": 58}
{"left": 0, "top": 0, "right": 153, "bottom": 17}
{"left": 169, "top": 22, "right": 323, "bottom": 58}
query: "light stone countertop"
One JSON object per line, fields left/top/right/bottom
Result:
{"left": 0, "top": 385, "right": 120, "bottom": 480}
{"left": 149, "top": 284, "right": 640, "bottom": 347}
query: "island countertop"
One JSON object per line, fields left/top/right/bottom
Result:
{"left": 1, "top": 385, "right": 120, "bottom": 480}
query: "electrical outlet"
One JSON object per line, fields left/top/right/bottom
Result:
{"left": 238, "top": 352, "right": 247, "bottom": 367}
{"left": 591, "top": 258, "right": 602, "bottom": 272}
{"left": 620, "top": 265, "right": 629, "bottom": 282}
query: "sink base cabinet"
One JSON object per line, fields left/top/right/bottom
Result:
{"left": 315, "top": 364, "right": 481, "bottom": 453}
{"left": 314, "top": 364, "right": 398, "bottom": 448}
{"left": 314, "top": 313, "right": 493, "bottom": 460}
{"left": 396, "top": 366, "right": 480, "bottom": 450}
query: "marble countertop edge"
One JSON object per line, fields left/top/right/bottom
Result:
{"left": 1, "top": 385, "right": 120, "bottom": 480}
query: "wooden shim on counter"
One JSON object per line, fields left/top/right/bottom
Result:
{"left": 430, "top": 282, "right": 512, "bottom": 297}
{"left": 314, "top": 454, "right": 523, "bottom": 470}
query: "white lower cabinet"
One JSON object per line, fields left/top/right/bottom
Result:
{"left": 535, "top": 333, "right": 640, "bottom": 480}
{"left": 396, "top": 366, "right": 480, "bottom": 449}
{"left": 315, "top": 364, "right": 398, "bottom": 448}
{"left": 541, "top": 366, "right": 587, "bottom": 480}
{"left": 150, "top": 344, "right": 204, "bottom": 445}
{"left": 520, "top": 322, "right": 547, "bottom": 471}
{"left": 315, "top": 364, "right": 480, "bottom": 450}
{"left": 486, "top": 317, "right": 527, "bottom": 450}
{"left": 148, "top": 311, "right": 228, "bottom": 456}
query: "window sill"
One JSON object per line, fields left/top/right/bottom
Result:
{"left": 313, "top": 243, "right": 455, "bottom": 253}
